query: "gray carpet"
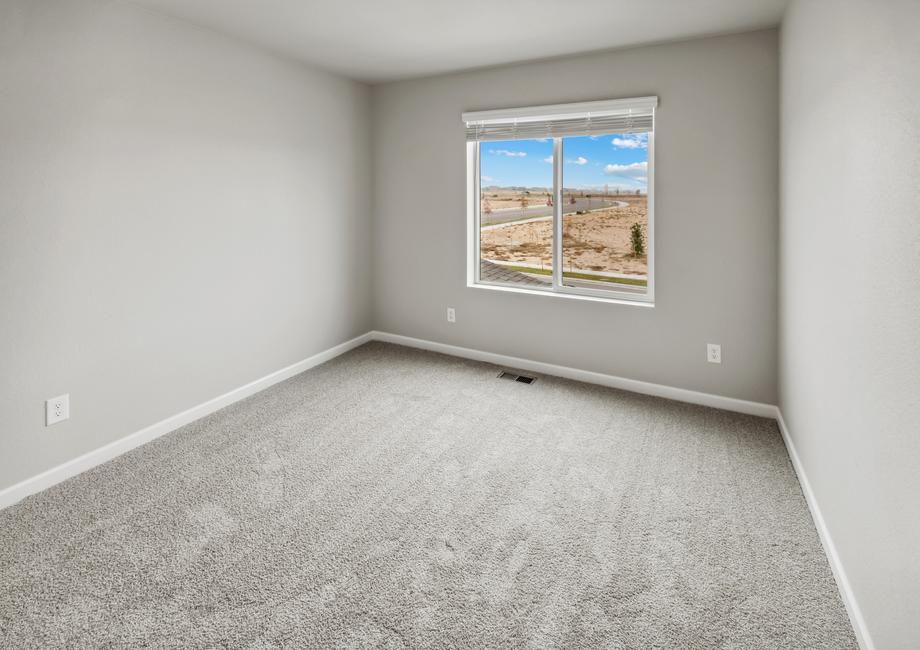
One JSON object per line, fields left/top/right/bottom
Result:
{"left": 0, "top": 342, "right": 856, "bottom": 648}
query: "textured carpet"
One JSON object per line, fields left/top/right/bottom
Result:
{"left": 0, "top": 342, "right": 856, "bottom": 648}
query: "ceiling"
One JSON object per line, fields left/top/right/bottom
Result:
{"left": 126, "top": 0, "right": 789, "bottom": 83}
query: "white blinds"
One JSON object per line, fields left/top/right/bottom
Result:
{"left": 463, "top": 96, "right": 656, "bottom": 142}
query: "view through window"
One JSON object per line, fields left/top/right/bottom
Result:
{"left": 477, "top": 131, "right": 650, "bottom": 297}
{"left": 478, "top": 139, "right": 554, "bottom": 288}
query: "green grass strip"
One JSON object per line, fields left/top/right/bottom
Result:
{"left": 502, "top": 265, "right": 648, "bottom": 287}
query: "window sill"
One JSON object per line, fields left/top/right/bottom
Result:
{"left": 467, "top": 281, "right": 655, "bottom": 308}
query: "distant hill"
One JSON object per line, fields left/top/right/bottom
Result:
{"left": 482, "top": 185, "right": 645, "bottom": 195}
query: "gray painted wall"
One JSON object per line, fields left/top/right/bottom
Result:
{"left": 371, "top": 30, "right": 779, "bottom": 404}
{"left": 780, "top": 1, "right": 920, "bottom": 647}
{"left": 0, "top": 0, "right": 371, "bottom": 491}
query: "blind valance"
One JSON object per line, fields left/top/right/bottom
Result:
{"left": 463, "top": 96, "right": 656, "bottom": 142}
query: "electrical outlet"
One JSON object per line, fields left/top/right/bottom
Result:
{"left": 46, "top": 394, "right": 70, "bottom": 426}
{"left": 447, "top": 307, "right": 456, "bottom": 323}
{"left": 707, "top": 344, "right": 722, "bottom": 364}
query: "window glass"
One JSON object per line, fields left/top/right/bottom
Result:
{"left": 467, "top": 97, "right": 655, "bottom": 303}
{"left": 478, "top": 139, "right": 554, "bottom": 288}
{"left": 560, "top": 133, "right": 650, "bottom": 296}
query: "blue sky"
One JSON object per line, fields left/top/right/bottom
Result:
{"left": 480, "top": 133, "right": 648, "bottom": 191}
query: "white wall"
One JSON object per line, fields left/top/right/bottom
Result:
{"left": 780, "top": 1, "right": 920, "bottom": 647}
{"left": 0, "top": 0, "right": 371, "bottom": 491}
{"left": 371, "top": 30, "right": 779, "bottom": 404}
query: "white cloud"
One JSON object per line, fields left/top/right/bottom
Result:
{"left": 611, "top": 134, "right": 648, "bottom": 149}
{"left": 566, "top": 156, "right": 588, "bottom": 165}
{"left": 543, "top": 156, "right": 553, "bottom": 163}
{"left": 603, "top": 161, "right": 648, "bottom": 177}
{"left": 481, "top": 175, "right": 495, "bottom": 182}
{"left": 489, "top": 149, "right": 527, "bottom": 157}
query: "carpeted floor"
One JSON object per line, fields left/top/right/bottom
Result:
{"left": 0, "top": 342, "right": 856, "bottom": 648}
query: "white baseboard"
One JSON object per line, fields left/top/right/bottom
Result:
{"left": 371, "top": 331, "right": 776, "bottom": 418}
{"left": 0, "top": 332, "right": 373, "bottom": 511}
{"left": 1, "top": 330, "right": 774, "bottom": 513}
{"left": 774, "top": 408, "right": 873, "bottom": 650}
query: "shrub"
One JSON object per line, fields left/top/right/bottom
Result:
{"left": 630, "top": 222, "right": 645, "bottom": 257}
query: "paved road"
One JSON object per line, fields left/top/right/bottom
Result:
{"left": 481, "top": 197, "right": 625, "bottom": 226}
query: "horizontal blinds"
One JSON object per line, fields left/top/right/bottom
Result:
{"left": 463, "top": 97, "right": 656, "bottom": 142}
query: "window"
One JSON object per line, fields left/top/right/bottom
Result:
{"left": 465, "top": 97, "right": 656, "bottom": 304}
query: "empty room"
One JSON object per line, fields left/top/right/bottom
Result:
{"left": 1, "top": 0, "right": 917, "bottom": 647}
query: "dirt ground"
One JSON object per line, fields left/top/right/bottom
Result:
{"left": 480, "top": 187, "right": 641, "bottom": 212}
{"left": 481, "top": 188, "right": 553, "bottom": 211}
{"left": 480, "top": 196, "right": 648, "bottom": 276}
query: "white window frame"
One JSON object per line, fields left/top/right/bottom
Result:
{"left": 465, "top": 100, "right": 655, "bottom": 307}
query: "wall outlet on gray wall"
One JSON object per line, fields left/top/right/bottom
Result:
{"left": 707, "top": 344, "right": 722, "bottom": 364}
{"left": 46, "top": 394, "right": 70, "bottom": 426}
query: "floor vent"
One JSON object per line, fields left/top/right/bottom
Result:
{"left": 498, "top": 371, "right": 536, "bottom": 384}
